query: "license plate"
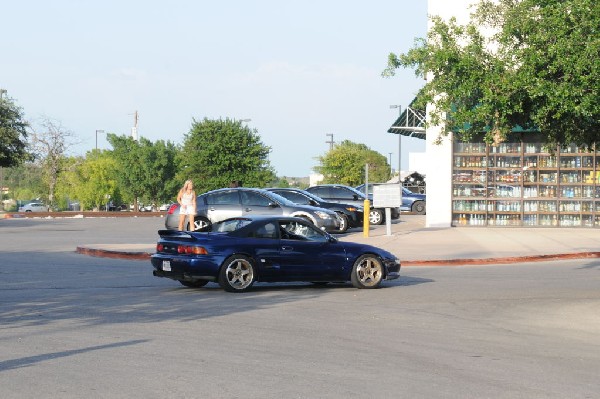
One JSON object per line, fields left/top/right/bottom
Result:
{"left": 162, "top": 260, "right": 171, "bottom": 271}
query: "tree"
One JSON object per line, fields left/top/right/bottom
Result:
{"left": 0, "top": 95, "right": 29, "bottom": 167}
{"left": 28, "top": 117, "right": 76, "bottom": 208}
{"left": 179, "top": 118, "right": 276, "bottom": 193}
{"left": 108, "top": 134, "right": 178, "bottom": 209}
{"left": 315, "top": 140, "right": 391, "bottom": 186}
{"left": 383, "top": 0, "right": 600, "bottom": 147}
{"left": 64, "top": 152, "right": 121, "bottom": 211}
{"left": 139, "top": 139, "right": 178, "bottom": 206}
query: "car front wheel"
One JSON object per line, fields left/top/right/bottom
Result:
{"left": 412, "top": 201, "right": 426, "bottom": 215}
{"left": 336, "top": 213, "right": 349, "bottom": 233}
{"left": 351, "top": 255, "right": 384, "bottom": 289}
{"left": 190, "top": 217, "right": 211, "bottom": 232}
{"left": 218, "top": 255, "right": 257, "bottom": 293}
{"left": 369, "top": 209, "right": 384, "bottom": 225}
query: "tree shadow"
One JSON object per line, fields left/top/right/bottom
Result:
{"left": 0, "top": 339, "right": 148, "bottom": 371}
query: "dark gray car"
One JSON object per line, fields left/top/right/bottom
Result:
{"left": 165, "top": 187, "right": 341, "bottom": 232}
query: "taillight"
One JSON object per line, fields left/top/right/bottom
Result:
{"left": 177, "top": 245, "right": 208, "bottom": 255}
{"left": 167, "top": 204, "right": 179, "bottom": 215}
{"left": 156, "top": 244, "right": 164, "bottom": 252}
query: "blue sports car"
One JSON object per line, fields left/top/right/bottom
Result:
{"left": 151, "top": 215, "right": 401, "bottom": 292}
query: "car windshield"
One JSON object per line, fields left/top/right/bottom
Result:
{"left": 344, "top": 186, "right": 367, "bottom": 198}
{"left": 263, "top": 190, "right": 297, "bottom": 206}
{"left": 298, "top": 190, "right": 325, "bottom": 202}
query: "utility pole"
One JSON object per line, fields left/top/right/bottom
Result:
{"left": 326, "top": 133, "right": 334, "bottom": 150}
{"left": 131, "top": 110, "right": 139, "bottom": 141}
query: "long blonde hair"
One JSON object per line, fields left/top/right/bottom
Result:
{"left": 180, "top": 180, "right": 194, "bottom": 193}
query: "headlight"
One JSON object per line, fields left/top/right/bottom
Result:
{"left": 314, "top": 211, "right": 332, "bottom": 219}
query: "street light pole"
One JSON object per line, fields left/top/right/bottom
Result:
{"left": 95, "top": 130, "right": 105, "bottom": 150}
{"left": 390, "top": 105, "right": 402, "bottom": 181}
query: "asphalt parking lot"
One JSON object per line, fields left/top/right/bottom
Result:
{"left": 1, "top": 217, "right": 599, "bottom": 398}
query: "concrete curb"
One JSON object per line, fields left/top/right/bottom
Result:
{"left": 76, "top": 246, "right": 153, "bottom": 261}
{"left": 75, "top": 245, "right": 600, "bottom": 266}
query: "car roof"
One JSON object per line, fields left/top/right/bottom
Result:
{"left": 219, "top": 215, "right": 316, "bottom": 224}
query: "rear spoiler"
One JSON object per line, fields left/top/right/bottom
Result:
{"left": 157, "top": 229, "right": 197, "bottom": 240}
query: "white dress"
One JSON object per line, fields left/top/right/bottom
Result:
{"left": 180, "top": 192, "right": 196, "bottom": 215}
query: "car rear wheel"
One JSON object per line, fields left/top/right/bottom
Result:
{"left": 218, "top": 255, "right": 256, "bottom": 293}
{"left": 336, "top": 213, "right": 349, "bottom": 233}
{"left": 369, "top": 209, "right": 384, "bottom": 225}
{"left": 189, "top": 217, "right": 211, "bottom": 232}
{"left": 351, "top": 255, "right": 384, "bottom": 289}
{"left": 179, "top": 279, "right": 209, "bottom": 288}
{"left": 412, "top": 201, "right": 426, "bottom": 215}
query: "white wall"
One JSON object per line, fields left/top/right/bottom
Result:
{"left": 425, "top": 0, "right": 477, "bottom": 227}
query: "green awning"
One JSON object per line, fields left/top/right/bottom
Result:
{"left": 387, "top": 99, "right": 426, "bottom": 140}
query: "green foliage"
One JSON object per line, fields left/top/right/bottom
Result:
{"left": 383, "top": 0, "right": 600, "bottom": 147}
{"left": 107, "top": 134, "right": 178, "bottom": 206}
{"left": 3, "top": 164, "right": 45, "bottom": 201}
{"left": 63, "top": 152, "right": 121, "bottom": 211}
{"left": 315, "top": 140, "right": 391, "bottom": 186}
{"left": 179, "top": 118, "right": 276, "bottom": 192}
{"left": 0, "top": 96, "right": 29, "bottom": 167}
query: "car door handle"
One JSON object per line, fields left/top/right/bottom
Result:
{"left": 281, "top": 246, "right": 294, "bottom": 251}
{"left": 245, "top": 207, "right": 252, "bottom": 212}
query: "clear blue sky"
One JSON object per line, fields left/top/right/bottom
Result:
{"left": 2, "top": 0, "right": 427, "bottom": 177}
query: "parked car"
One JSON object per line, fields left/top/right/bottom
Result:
{"left": 165, "top": 187, "right": 341, "bottom": 233}
{"left": 18, "top": 202, "right": 49, "bottom": 212}
{"left": 355, "top": 183, "right": 426, "bottom": 215}
{"left": 151, "top": 215, "right": 401, "bottom": 292}
{"left": 305, "top": 184, "right": 398, "bottom": 225}
{"left": 265, "top": 187, "right": 363, "bottom": 232}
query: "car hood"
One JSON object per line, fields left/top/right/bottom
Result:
{"left": 336, "top": 240, "right": 397, "bottom": 260}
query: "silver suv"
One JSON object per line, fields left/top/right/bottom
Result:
{"left": 165, "top": 187, "right": 341, "bottom": 232}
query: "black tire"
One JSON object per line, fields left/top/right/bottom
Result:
{"left": 189, "top": 217, "right": 211, "bottom": 232}
{"left": 411, "top": 201, "right": 426, "bottom": 215}
{"left": 336, "top": 213, "right": 349, "bottom": 233}
{"left": 179, "top": 280, "right": 209, "bottom": 288}
{"left": 350, "top": 254, "right": 384, "bottom": 289}
{"left": 218, "top": 255, "right": 257, "bottom": 293}
{"left": 369, "top": 209, "right": 384, "bottom": 225}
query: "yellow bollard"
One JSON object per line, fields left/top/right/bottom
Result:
{"left": 363, "top": 199, "right": 370, "bottom": 237}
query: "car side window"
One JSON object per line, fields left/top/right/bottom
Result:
{"left": 279, "top": 220, "right": 327, "bottom": 242}
{"left": 308, "top": 187, "right": 329, "bottom": 198}
{"left": 252, "top": 222, "right": 278, "bottom": 239}
{"left": 241, "top": 191, "right": 271, "bottom": 207}
{"left": 205, "top": 190, "right": 240, "bottom": 206}
{"left": 331, "top": 186, "right": 354, "bottom": 200}
{"left": 278, "top": 191, "right": 310, "bottom": 205}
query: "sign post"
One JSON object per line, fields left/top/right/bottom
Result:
{"left": 373, "top": 184, "right": 402, "bottom": 236}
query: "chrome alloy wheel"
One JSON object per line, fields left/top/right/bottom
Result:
{"left": 224, "top": 258, "right": 254, "bottom": 290}
{"left": 352, "top": 255, "right": 384, "bottom": 288}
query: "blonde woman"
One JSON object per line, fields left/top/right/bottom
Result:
{"left": 177, "top": 180, "right": 197, "bottom": 231}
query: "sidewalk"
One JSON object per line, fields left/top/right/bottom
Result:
{"left": 75, "top": 215, "right": 600, "bottom": 266}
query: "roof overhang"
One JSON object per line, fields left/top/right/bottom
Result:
{"left": 387, "top": 102, "right": 426, "bottom": 140}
